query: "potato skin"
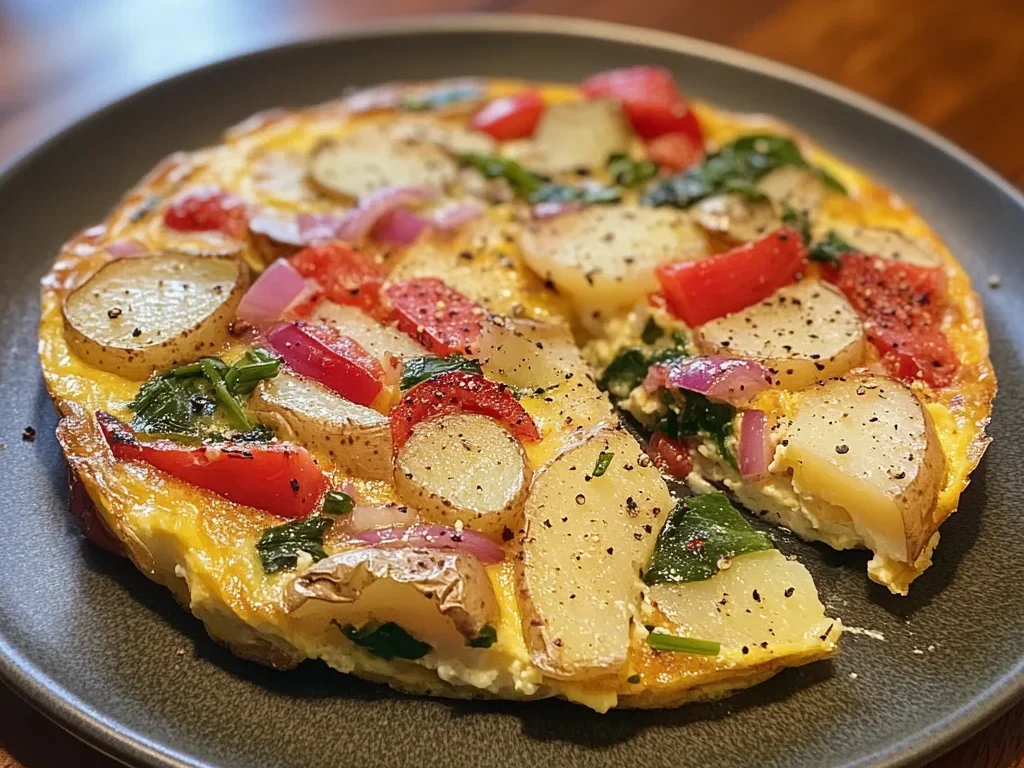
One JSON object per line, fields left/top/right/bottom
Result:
{"left": 62, "top": 251, "right": 248, "bottom": 380}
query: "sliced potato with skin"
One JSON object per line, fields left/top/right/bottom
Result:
{"left": 694, "top": 193, "right": 779, "bottom": 245}
{"left": 312, "top": 301, "right": 428, "bottom": 361}
{"left": 249, "top": 371, "right": 391, "bottom": 480}
{"left": 309, "top": 127, "right": 458, "bottom": 201}
{"left": 386, "top": 116, "right": 496, "bottom": 157}
{"left": 695, "top": 279, "right": 866, "bottom": 389}
{"left": 395, "top": 413, "right": 529, "bottom": 538}
{"left": 248, "top": 214, "right": 305, "bottom": 263}
{"left": 647, "top": 549, "right": 836, "bottom": 652}
{"left": 62, "top": 251, "right": 247, "bottom": 380}
{"left": 757, "top": 165, "right": 825, "bottom": 218}
{"left": 520, "top": 205, "right": 708, "bottom": 316}
{"left": 286, "top": 547, "right": 499, "bottom": 650}
{"left": 831, "top": 225, "right": 941, "bottom": 266}
{"left": 774, "top": 374, "right": 946, "bottom": 565}
{"left": 504, "top": 99, "right": 632, "bottom": 176}
{"left": 517, "top": 425, "right": 672, "bottom": 681}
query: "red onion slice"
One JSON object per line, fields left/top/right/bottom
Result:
{"left": 237, "top": 259, "right": 308, "bottom": 325}
{"left": 337, "top": 186, "right": 438, "bottom": 243}
{"left": 297, "top": 213, "right": 347, "bottom": 243}
{"left": 351, "top": 524, "right": 504, "bottom": 564}
{"left": 646, "top": 356, "right": 772, "bottom": 407}
{"left": 738, "top": 409, "right": 771, "bottom": 478}
{"left": 371, "top": 207, "right": 432, "bottom": 245}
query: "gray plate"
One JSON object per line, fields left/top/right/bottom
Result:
{"left": 0, "top": 15, "right": 1021, "bottom": 768}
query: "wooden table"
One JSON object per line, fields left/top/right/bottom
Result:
{"left": 1, "top": 1, "right": 1021, "bottom": 766}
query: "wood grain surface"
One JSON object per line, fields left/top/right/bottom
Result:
{"left": 1, "top": 1, "right": 1021, "bottom": 766}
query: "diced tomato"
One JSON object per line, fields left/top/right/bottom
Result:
{"left": 266, "top": 322, "right": 386, "bottom": 407}
{"left": 383, "top": 277, "right": 484, "bottom": 356}
{"left": 290, "top": 242, "right": 385, "bottom": 317}
{"left": 163, "top": 189, "right": 249, "bottom": 239}
{"left": 656, "top": 227, "right": 807, "bottom": 327}
{"left": 390, "top": 371, "right": 540, "bottom": 451}
{"left": 646, "top": 132, "right": 704, "bottom": 172}
{"left": 824, "top": 253, "right": 958, "bottom": 387}
{"left": 96, "top": 412, "right": 328, "bottom": 519}
{"left": 648, "top": 432, "right": 693, "bottom": 479}
{"left": 471, "top": 90, "right": 545, "bottom": 140}
{"left": 581, "top": 65, "right": 704, "bottom": 144}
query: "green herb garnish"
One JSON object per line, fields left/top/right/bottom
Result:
{"left": 466, "top": 624, "right": 498, "bottom": 649}
{"left": 199, "top": 357, "right": 252, "bottom": 431}
{"left": 529, "top": 182, "right": 621, "bottom": 205}
{"left": 400, "top": 354, "right": 483, "bottom": 390}
{"left": 644, "top": 492, "right": 773, "bottom": 584}
{"left": 598, "top": 349, "right": 650, "bottom": 401}
{"left": 400, "top": 83, "right": 482, "bottom": 111}
{"left": 607, "top": 152, "right": 658, "bottom": 187}
{"left": 592, "top": 451, "right": 614, "bottom": 478}
{"left": 460, "top": 152, "right": 621, "bottom": 205}
{"left": 322, "top": 490, "right": 355, "bottom": 516}
{"left": 224, "top": 347, "right": 281, "bottom": 396}
{"left": 337, "top": 621, "right": 432, "bottom": 660}
{"left": 808, "top": 229, "right": 857, "bottom": 266}
{"left": 780, "top": 204, "right": 812, "bottom": 245}
{"left": 642, "top": 133, "right": 845, "bottom": 209}
{"left": 256, "top": 515, "right": 333, "bottom": 574}
{"left": 641, "top": 317, "right": 663, "bottom": 345}
{"left": 128, "top": 373, "right": 216, "bottom": 435}
{"left": 654, "top": 391, "right": 735, "bottom": 467}
{"left": 647, "top": 633, "right": 721, "bottom": 656}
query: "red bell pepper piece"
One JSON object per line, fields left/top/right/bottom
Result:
{"left": 648, "top": 432, "right": 693, "bottom": 479}
{"left": 97, "top": 411, "right": 328, "bottom": 519}
{"left": 383, "top": 277, "right": 484, "bottom": 356}
{"left": 656, "top": 227, "right": 807, "bottom": 326}
{"left": 646, "top": 132, "right": 704, "bottom": 172}
{"left": 581, "top": 66, "right": 704, "bottom": 144}
{"left": 390, "top": 371, "right": 540, "bottom": 451}
{"left": 471, "top": 90, "right": 546, "bottom": 140}
{"left": 163, "top": 189, "right": 249, "bottom": 239}
{"left": 289, "top": 241, "right": 385, "bottom": 317}
{"left": 266, "top": 322, "right": 385, "bottom": 407}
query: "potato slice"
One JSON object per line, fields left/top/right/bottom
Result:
{"left": 311, "top": 301, "right": 427, "bottom": 361}
{"left": 286, "top": 546, "right": 499, "bottom": 650}
{"left": 775, "top": 375, "right": 946, "bottom": 565}
{"left": 694, "top": 193, "right": 779, "bottom": 245}
{"left": 517, "top": 425, "right": 672, "bottom": 680}
{"left": 394, "top": 413, "right": 529, "bottom": 538}
{"left": 309, "top": 126, "right": 458, "bottom": 201}
{"left": 757, "top": 165, "right": 825, "bottom": 218}
{"left": 248, "top": 214, "right": 305, "bottom": 263}
{"left": 520, "top": 205, "right": 708, "bottom": 316}
{"left": 62, "top": 251, "right": 247, "bottom": 380}
{"left": 504, "top": 100, "right": 632, "bottom": 176}
{"left": 695, "top": 279, "right": 866, "bottom": 389}
{"left": 249, "top": 371, "right": 391, "bottom": 480}
{"left": 387, "top": 116, "right": 496, "bottom": 156}
{"left": 647, "top": 549, "right": 836, "bottom": 651}
{"left": 831, "top": 225, "right": 941, "bottom": 266}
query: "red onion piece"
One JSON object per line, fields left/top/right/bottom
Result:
{"left": 531, "top": 201, "right": 584, "bottom": 220}
{"left": 646, "top": 356, "right": 771, "bottom": 407}
{"left": 337, "top": 186, "right": 438, "bottom": 243}
{"left": 431, "top": 200, "right": 485, "bottom": 230}
{"left": 345, "top": 504, "right": 419, "bottom": 533}
{"left": 237, "top": 259, "right": 308, "bottom": 325}
{"left": 297, "top": 213, "right": 347, "bottom": 244}
{"left": 371, "top": 207, "right": 432, "bottom": 245}
{"left": 351, "top": 524, "right": 504, "bottom": 564}
{"left": 738, "top": 409, "right": 771, "bottom": 478}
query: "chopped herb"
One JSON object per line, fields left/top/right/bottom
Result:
{"left": 256, "top": 515, "right": 333, "bottom": 574}
{"left": 322, "top": 490, "right": 355, "bottom": 516}
{"left": 655, "top": 390, "right": 736, "bottom": 465}
{"left": 466, "top": 623, "right": 498, "bottom": 648}
{"left": 647, "top": 633, "right": 721, "bottom": 655}
{"left": 337, "top": 621, "right": 431, "bottom": 660}
{"left": 644, "top": 492, "right": 773, "bottom": 584}
{"left": 200, "top": 358, "right": 252, "bottom": 431}
{"left": 607, "top": 152, "right": 658, "bottom": 187}
{"left": 529, "top": 182, "right": 621, "bottom": 205}
{"left": 224, "top": 347, "right": 281, "bottom": 396}
{"left": 642, "top": 133, "right": 845, "bottom": 209}
{"left": 641, "top": 317, "right": 663, "bottom": 345}
{"left": 128, "top": 371, "right": 216, "bottom": 435}
{"left": 626, "top": 673, "right": 642, "bottom": 684}
{"left": 401, "top": 354, "right": 483, "bottom": 390}
{"left": 460, "top": 152, "right": 621, "bottom": 205}
{"left": 780, "top": 205, "right": 812, "bottom": 245}
{"left": 592, "top": 451, "right": 615, "bottom": 478}
{"left": 400, "top": 83, "right": 482, "bottom": 111}
{"left": 809, "top": 229, "right": 857, "bottom": 266}
{"left": 598, "top": 349, "right": 649, "bottom": 401}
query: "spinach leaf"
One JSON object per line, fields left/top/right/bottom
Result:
{"left": 640, "top": 317, "right": 664, "bottom": 345}
{"left": 400, "top": 354, "right": 483, "bottom": 390}
{"left": 529, "top": 182, "right": 621, "bottom": 205}
{"left": 808, "top": 229, "right": 857, "bottom": 266}
{"left": 466, "top": 623, "right": 498, "bottom": 649}
{"left": 655, "top": 390, "right": 736, "bottom": 466}
{"left": 607, "top": 152, "right": 658, "bottom": 187}
{"left": 322, "top": 490, "right": 355, "bottom": 516}
{"left": 256, "top": 515, "right": 333, "bottom": 574}
{"left": 128, "top": 372, "right": 215, "bottom": 435}
{"left": 780, "top": 205, "right": 812, "bottom": 245}
{"left": 400, "top": 83, "right": 482, "bottom": 111}
{"left": 642, "top": 133, "right": 844, "bottom": 209}
{"left": 337, "top": 621, "right": 432, "bottom": 660}
{"left": 460, "top": 152, "right": 622, "bottom": 205}
{"left": 644, "top": 492, "right": 773, "bottom": 584}
{"left": 598, "top": 349, "right": 650, "bottom": 401}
